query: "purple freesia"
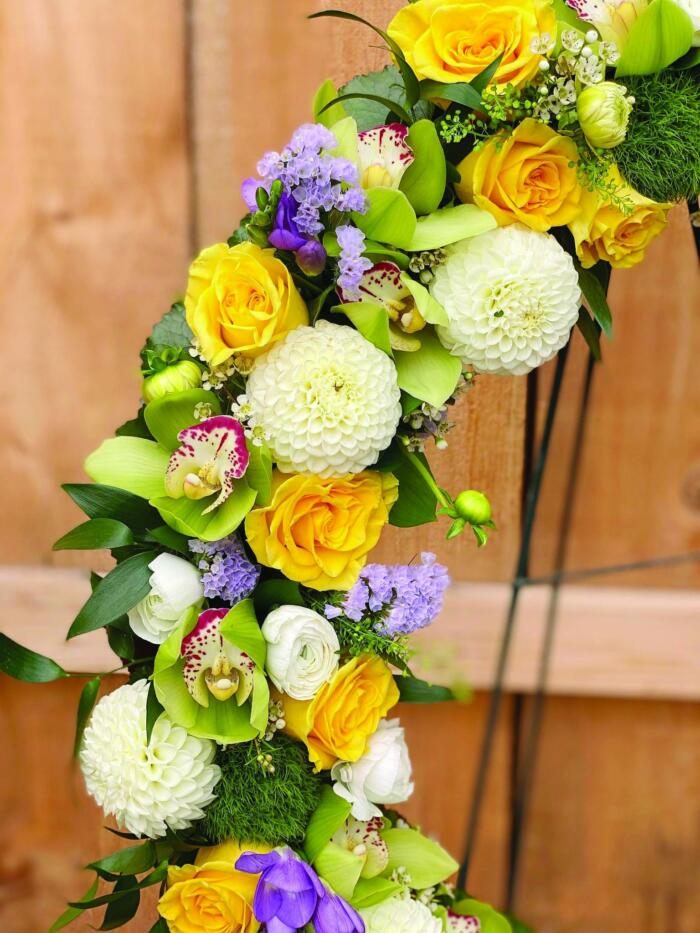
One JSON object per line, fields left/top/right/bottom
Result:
{"left": 241, "top": 176, "right": 267, "bottom": 212}
{"left": 296, "top": 238, "right": 327, "bottom": 276}
{"left": 268, "top": 193, "right": 306, "bottom": 251}
{"left": 237, "top": 847, "right": 364, "bottom": 933}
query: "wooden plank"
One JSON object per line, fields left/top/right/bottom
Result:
{"left": 189, "top": 0, "right": 527, "bottom": 582}
{"left": 515, "top": 695, "right": 700, "bottom": 932}
{"left": 4, "top": 565, "right": 699, "bottom": 700}
{"left": 531, "top": 206, "right": 700, "bottom": 589}
{"left": 0, "top": 0, "right": 191, "bottom": 569}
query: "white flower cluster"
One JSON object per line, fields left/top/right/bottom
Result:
{"left": 431, "top": 226, "right": 581, "bottom": 376}
{"left": 246, "top": 321, "right": 402, "bottom": 475}
{"left": 361, "top": 896, "right": 443, "bottom": 933}
{"left": 79, "top": 680, "right": 220, "bottom": 838}
{"left": 262, "top": 605, "right": 339, "bottom": 700}
{"left": 127, "top": 553, "right": 203, "bottom": 645}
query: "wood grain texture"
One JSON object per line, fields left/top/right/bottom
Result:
{"left": 0, "top": 0, "right": 191, "bottom": 568}
{"left": 531, "top": 206, "right": 700, "bottom": 589}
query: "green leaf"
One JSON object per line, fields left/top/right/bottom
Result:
{"left": 151, "top": 479, "right": 257, "bottom": 542}
{"left": 304, "top": 785, "right": 352, "bottom": 864}
{"left": 333, "top": 302, "right": 392, "bottom": 355}
{"left": 69, "top": 863, "right": 168, "bottom": 909}
{"left": 0, "top": 633, "right": 67, "bottom": 683}
{"left": 352, "top": 187, "right": 417, "bottom": 248}
{"left": 314, "top": 842, "right": 364, "bottom": 901}
{"left": 219, "top": 600, "right": 267, "bottom": 670}
{"left": 48, "top": 878, "right": 99, "bottom": 933}
{"left": 351, "top": 876, "right": 403, "bottom": 909}
{"left": 146, "top": 681, "right": 164, "bottom": 744}
{"left": 389, "top": 444, "right": 438, "bottom": 528}
{"left": 149, "top": 302, "right": 192, "bottom": 351}
{"left": 576, "top": 307, "right": 602, "bottom": 361}
{"left": 85, "top": 437, "right": 169, "bottom": 500}
{"left": 246, "top": 442, "right": 273, "bottom": 506}
{"left": 67, "top": 551, "right": 157, "bottom": 639}
{"left": 420, "top": 78, "right": 482, "bottom": 109}
{"left": 400, "top": 120, "right": 447, "bottom": 216}
{"left": 62, "top": 484, "right": 160, "bottom": 531}
{"left": 339, "top": 66, "right": 431, "bottom": 132}
{"left": 144, "top": 389, "right": 221, "bottom": 451}
{"left": 407, "top": 203, "right": 497, "bottom": 251}
{"left": 382, "top": 827, "right": 459, "bottom": 888}
{"left": 577, "top": 265, "right": 613, "bottom": 337}
{"left": 88, "top": 842, "right": 157, "bottom": 877}
{"left": 399, "top": 273, "right": 448, "bottom": 326}
{"left": 616, "top": 0, "right": 694, "bottom": 76}
{"left": 395, "top": 673, "right": 454, "bottom": 703}
{"left": 313, "top": 78, "right": 349, "bottom": 128}
{"left": 452, "top": 899, "right": 513, "bottom": 933}
{"left": 145, "top": 525, "right": 190, "bottom": 555}
{"left": 149, "top": 920, "right": 170, "bottom": 933}
{"left": 106, "top": 619, "right": 134, "bottom": 661}
{"left": 99, "top": 876, "right": 140, "bottom": 930}
{"left": 322, "top": 92, "right": 413, "bottom": 125}
{"left": 73, "top": 677, "right": 101, "bottom": 757}
{"left": 253, "top": 578, "right": 304, "bottom": 618}
{"left": 54, "top": 518, "right": 134, "bottom": 552}
{"left": 673, "top": 46, "right": 700, "bottom": 68}
{"left": 469, "top": 52, "right": 504, "bottom": 94}
{"left": 115, "top": 410, "right": 152, "bottom": 439}
{"left": 394, "top": 327, "right": 462, "bottom": 408}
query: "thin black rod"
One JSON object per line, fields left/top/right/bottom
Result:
{"left": 519, "top": 549, "right": 700, "bottom": 588}
{"left": 457, "top": 343, "right": 570, "bottom": 889}
{"left": 506, "top": 351, "right": 597, "bottom": 911}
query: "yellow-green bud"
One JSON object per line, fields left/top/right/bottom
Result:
{"left": 577, "top": 81, "right": 633, "bottom": 150}
{"left": 142, "top": 360, "right": 202, "bottom": 403}
{"left": 454, "top": 489, "right": 492, "bottom": 525}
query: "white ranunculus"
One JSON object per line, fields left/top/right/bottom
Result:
{"left": 127, "top": 553, "right": 204, "bottom": 645}
{"left": 361, "top": 896, "right": 443, "bottom": 933}
{"left": 262, "top": 605, "right": 340, "bottom": 700}
{"left": 331, "top": 719, "right": 414, "bottom": 820}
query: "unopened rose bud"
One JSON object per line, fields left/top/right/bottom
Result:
{"left": 142, "top": 360, "right": 202, "bottom": 403}
{"left": 577, "top": 81, "right": 633, "bottom": 149}
{"left": 454, "top": 489, "right": 492, "bottom": 525}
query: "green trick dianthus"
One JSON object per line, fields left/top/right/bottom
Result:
{"left": 201, "top": 734, "right": 322, "bottom": 847}
{"left": 615, "top": 70, "right": 700, "bottom": 204}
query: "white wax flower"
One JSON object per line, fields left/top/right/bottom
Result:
{"left": 127, "top": 553, "right": 204, "bottom": 644}
{"left": 331, "top": 719, "right": 414, "bottom": 820}
{"left": 262, "top": 605, "right": 340, "bottom": 700}
{"left": 80, "top": 680, "right": 220, "bottom": 839}
{"left": 361, "top": 896, "right": 443, "bottom": 933}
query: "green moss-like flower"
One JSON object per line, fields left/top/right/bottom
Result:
{"left": 201, "top": 734, "right": 322, "bottom": 847}
{"left": 615, "top": 70, "right": 700, "bottom": 203}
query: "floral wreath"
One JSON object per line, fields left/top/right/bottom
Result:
{"left": 2, "top": 1, "right": 698, "bottom": 931}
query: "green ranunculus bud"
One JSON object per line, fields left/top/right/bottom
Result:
{"left": 454, "top": 489, "right": 492, "bottom": 526}
{"left": 577, "top": 81, "right": 633, "bottom": 150}
{"left": 142, "top": 360, "right": 202, "bottom": 403}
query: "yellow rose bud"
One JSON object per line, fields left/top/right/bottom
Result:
{"left": 185, "top": 241, "right": 309, "bottom": 367}
{"left": 577, "top": 82, "right": 633, "bottom": 150}
{"left": 455, "top": 119, "right": 582, "bottom": 232}
{"left": 142, "top": 360, "right": 202, "bottom": 403}
{"left": 569, "top": 166, "right": 671, "bottom": 269}
{"left": 245, "top": 471, "right": 399, "bottom": 591}
{"left": 158, "top": 839, "right": 271, "bottom": 933}
{"left": 387, "top": 0, "right": 555, "bottom": 88}
{"left": 279, "top": 655, "right": 400, "bottom": 771}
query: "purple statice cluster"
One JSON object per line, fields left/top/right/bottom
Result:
{"left": 326, "top": 552, "right": 450, "bottom": 636}
{"left": 253, "top": 123, "right": 366, "bottom": 236}
{"left": 188, "top": 534, "right": 260, "bottom": 604}
{"left": 336, "top": 224, "right": 372, "bottom": 299}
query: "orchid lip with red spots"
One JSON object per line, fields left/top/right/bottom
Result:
{"left": 181, "top": 607, "right": 255, "bottom": 707}
{"left": 165, "top": 415, "right": 249, "bottom": 514}
{"left": 357, "top": 123, "right": 414, "bottom": 190}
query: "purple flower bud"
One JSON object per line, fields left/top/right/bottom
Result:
{"left": 296, "top": 238, "right": 327, "bottom": 276}
{"left": 268, "top": 193, "right": 306, "bottom": 251}
{"left": 241, "top": 176, "right": 265, "bottom": 212}
{"left": 314, "top": 891, "right": 365, "bottom": 933}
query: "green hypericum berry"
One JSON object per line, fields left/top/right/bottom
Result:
{"left": 454, "top": 489, "right": 492, "bottom": 525}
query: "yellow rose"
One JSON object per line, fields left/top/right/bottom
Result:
{"left": 569, "top": 167, "right": 671, "bottom": 269}
{"left": 280, "top": 655, "right": 400, "bottom": 771}
{"left": 185, "top": 241, "right": 308, "bottom": 366}
{"left": 245, "top": 471, "right": 399, "bottom": 591}
{"left": 157, "top": 840, "right": 271, "bottom": 933}
{"left": 455, "top": 118, "right": 582, "bottom": 232}
{"left": 387, "top": 0, "right": 556, "bottom": 88}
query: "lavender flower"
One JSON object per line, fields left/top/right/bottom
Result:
{"left": 327, "top": 553, "right": 450, "bottom": 637}
{"left": 236, "top": 848, "right": 363, "bottom": 933}
{"left": 187, "top": 535, "right": 260, "bottom": 604}
{"left": 337, "top": 224, "right": 373, "bottom": 299}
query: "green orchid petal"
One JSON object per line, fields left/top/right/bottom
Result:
{"left": 380, "top": 826, "right": 459, "bottom": 889}
{"left": 400, "top": 273, "right": 449, "bottom": 327}
{"left": 304, "top": 785, "right": 352, "bottom": 864}
{"left": 151, "top": 478, "right": 256, "bottom": 541}
{"left": 353, "top": 188, "right": 417, "bottom": 249}
{"left": 84, "top": 437, "right": 169, "bottom": 500}
{"left": 144, "top": 389, "right": 221, "bottom": 451}
{"left": 394, "top": 327, "right": 462, "bottom": 408}
{"left": 452, "top": 899, "right": 513, "bottom": 933}
{"left": 334, "top": 301, "right": 393, "bottom": 356}
{"left": 399, "top": 119, "right": 447, "bottom": 216}
{"left": 314, "top": 842, "right": 364, "bottom": 901}
{"left": 407, "top": 204, "right": 497, "bottom": 251}
{"left": 616, "top": 0, "right": 693, "bottom": 76}
{"left": 246, "top": 442, "right": 273, "bottom": 506}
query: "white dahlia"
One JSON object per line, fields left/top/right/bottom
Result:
{"left": 245, "top": 320, "right": 401, "bottom": 476}
{"left": 361, "top": 896, "right": 443, "bottom": 933}
{"left": 431, "top": 225, "right": 581, "bottom": 376}
{"left": 79, "top": 680, "right": 220, "bottom": 839}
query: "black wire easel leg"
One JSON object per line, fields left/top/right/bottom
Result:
{"left": 457, "top": 344, "right": 571, "bottom": 890}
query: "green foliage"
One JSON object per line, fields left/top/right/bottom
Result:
{"left": 616, "top": 69, "right": 700, "bottom": 202}
{"left": 202, "top": 735, "right": 322, "bottom": 847}
{"left": 147, "top": 302, "right": 193, "bottom": 353}
{"left": 53, "top": 518, "right": 134, "bottom": 552}
{"left": 63, "top": 483, "right": 160, "bottom": 531}
{"left": 394, "top": 673, "right": 455, "bottom": 703}
{"left": 388, "top": 443, "right": 438, "bottom": 528}
{"left": 577, "top": 265, "right": 613, "bottom": 337}
{"left": 0, "top": 633, "right": 67, "bottom": 683}
{"left": 143, "top": 389, "right": 221, "bottom": 451}
{"left": 67, "top": 551, "right": 157, "bottom": 639}
{"left": 74, "top": 677, "right": 101, "bottom": 757}
{"left": 339, "top": 66, "right": 432, "bottom": 132}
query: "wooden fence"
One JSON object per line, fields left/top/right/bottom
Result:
{"left": 0, "top": 2, "right": 698, "bottom": 931}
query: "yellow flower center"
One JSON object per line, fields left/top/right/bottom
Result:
{"left": 184, "top": 460, "right": 222, "bottom": 501}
